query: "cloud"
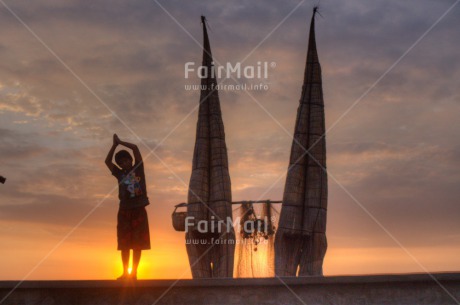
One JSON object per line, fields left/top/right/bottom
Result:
{"left": 0, "top": 128, "right": 48, "bottom": 159}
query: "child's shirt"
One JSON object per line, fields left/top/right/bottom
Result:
{"left": 111, "top": 161, "right": 150, "bottom": 209}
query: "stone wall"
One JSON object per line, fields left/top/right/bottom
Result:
{"left": 1, "top": 273, "right": 459, "bottom": 305}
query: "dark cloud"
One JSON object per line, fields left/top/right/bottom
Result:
{"left": 0, "top": 128, "right": 48, "bottom": 159}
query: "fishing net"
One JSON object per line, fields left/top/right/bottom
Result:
{"left": 233, "top": 202, "right": 280, "bottom": 278}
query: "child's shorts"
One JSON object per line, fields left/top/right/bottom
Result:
{"left": 117, "top": 206, "right": 151, "bottom": 250}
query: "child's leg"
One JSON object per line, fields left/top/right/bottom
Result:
{"left": 132, "top": 249, "right": 141, "bottom": 278}
{"left": 120, "top": 249, "right": 130, "bottom": 276}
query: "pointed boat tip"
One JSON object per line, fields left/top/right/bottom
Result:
{"left": 312, "top": 6, "right": 323, "bottom": 20}
{"left": 201, "top": 15, "right": 206, "bottom": 24}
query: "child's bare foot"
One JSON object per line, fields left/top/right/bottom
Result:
{"left": 130, "top": 273, "right": 137, "bottom": 280}
{"left": 117, "top": 273, "right": 129, "bottom": 280}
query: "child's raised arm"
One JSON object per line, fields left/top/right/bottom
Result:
{"left": 117, "top": 136, "right": 142, "bottom": 164}
{"left": 105, "top": 134, "right": 118, "bottom": 172}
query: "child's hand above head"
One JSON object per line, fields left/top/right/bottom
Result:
{"left": 113, "top": 134, "right": 120, "bottom": 146}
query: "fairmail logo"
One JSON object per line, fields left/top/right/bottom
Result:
{"left": 184, "top": 61, "right": 276, "bottom": 79}
{"left": 184, "top": 215, "right": 275, "bottom": 234}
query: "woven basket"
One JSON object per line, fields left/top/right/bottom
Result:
{"left": 172, "top": 203, "right": 187, "bottom": 232}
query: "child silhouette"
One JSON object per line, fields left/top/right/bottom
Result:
{"left": 105, "top": 134, "right": 151, "bottom": 280}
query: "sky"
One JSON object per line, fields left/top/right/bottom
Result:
{"left": 0, "top": 0, "right": 460, "bottom": 280}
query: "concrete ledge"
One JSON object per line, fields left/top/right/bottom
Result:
{"left": 1, "top": 272, "right": 460, "bottom": 304}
